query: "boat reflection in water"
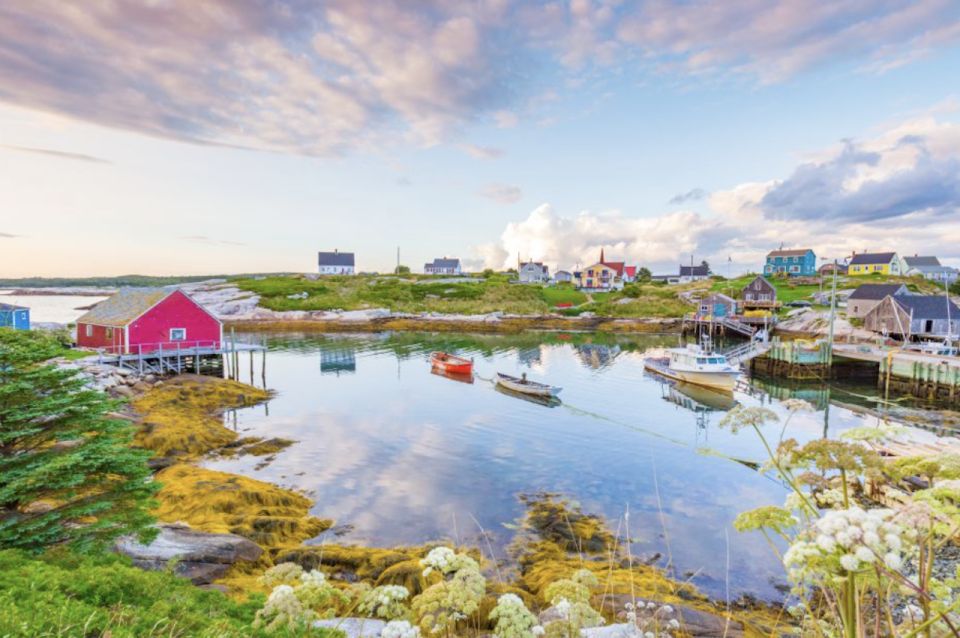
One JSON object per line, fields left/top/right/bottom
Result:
{"left": 494, "top": 383, "right": 562, "bottom": 408}
{"left": 653, "top": 376, "right": 738, "bottom": 435}
{"left": 430, "top": 367, "right": 475, "bottom": 384}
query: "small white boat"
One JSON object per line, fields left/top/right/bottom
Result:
{"left": 644, "top": 343, "right": 739, "bottom": 391}
{"left": 494, "top": 372, "right": 562, "bottom": 398}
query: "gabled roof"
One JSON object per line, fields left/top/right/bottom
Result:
{"left": 624, "top": 266, "right": 637, "bottom": 278}
{"left": 849, "top": 252, "right": 897, "bottom": 265}
{"left": 0, "top": 302, "right": 28, "bottom": 311}
{"left": 602, "top": 261, "right": 625, "bottom": 276}
{"left": 680, "top": 264, "right": 709, "bottom": 276}
{"left": 907, "top": 264, "right": 958, "bottom": 275}
{"left": 849, "top": 284, "right": 909, "bottom": 301}
{"left": 425, "top": 258, "right": 461, "bottom": 269}
{"left": 318, "top": 251, "right": 355, "bottom": 267}
{"left": 893, "top": 295, "right": 960, "bottom": 320}
{"left": 702, "top": 293, "right": 736, "bottom": 303}
{"left": 77, "top": 288, "right": 174, "bottom": 327}
{"left": 767, "top": 248, "right": 813, "bottom": 258}
{"left": 744, "top": 275, "right": 775, "bottom": 291}
{"left": 903, "top": 256, "right": 940, "bottom": 268}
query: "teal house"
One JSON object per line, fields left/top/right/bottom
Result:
{"left": 0, "top": 303, "right": 30, "bottom": 330}
{"left": 764, "top": 248, "right": 816, "bottom": 277}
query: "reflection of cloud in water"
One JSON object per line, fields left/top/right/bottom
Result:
{"left": 205, "top": 332, "right": 897, "bottom": 601}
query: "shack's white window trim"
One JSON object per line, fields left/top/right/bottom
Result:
{"left": 169, "top": 328, "right": 187, "bottom": 341}
{"left": 85, "top": 324, "right": 93, "bottom": 337}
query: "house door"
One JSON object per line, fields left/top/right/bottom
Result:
{"left": 924, "top": 320, "right": 934, "bottom": 333}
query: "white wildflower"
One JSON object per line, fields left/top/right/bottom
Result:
{"left": 884, "top": 553, "right": 902, "bottom": 570}
{"left": 381, "top": 620, "right": 421, "bottom": 638}
{"left": 840, "top": 554, "right": 860, "bottom": 571}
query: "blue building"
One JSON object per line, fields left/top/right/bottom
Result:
{"left": 764, "top": 248, "right": 816, "bottom": 277}
{"left": 0, "top": 303, "right": 30, "bottom": 330}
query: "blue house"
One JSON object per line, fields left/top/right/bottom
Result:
{"left": 0, "top": 303, "right": 30, "bottom": 330}
{"left": 764, "top": 248, "right": 816, "bottom": 277}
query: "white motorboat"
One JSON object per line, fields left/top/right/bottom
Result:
{"left": 644, "top": 342, "right": 740, "bottom": 391}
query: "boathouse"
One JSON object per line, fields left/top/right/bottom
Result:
{"left": 847, "top": 283, "right": 909, "bottom": 319}
{"left": 76, "top": 288, "right": 222, "bottom": 354}
{"left": 0, "top": 303, "right": 30, "bottom": 330}
{"left": 740, "top": 275, "right": 777, "bottom": 309}
{"left": 697, "top": 293, "right": 737, "bottom": 318}
{"left": 863, "top": 295, "right": 960, "bottom": 339}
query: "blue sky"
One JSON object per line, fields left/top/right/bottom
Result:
{"left": 1, "top": 1, "right": 960, "bottom": 277}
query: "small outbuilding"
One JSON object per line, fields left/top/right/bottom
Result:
{"left": 0, "top": 303, "right": 30, "bottom": 330}
{"left": 740, "top": 275, "right": 778, "bottom": 309}
{"left": 847, "top": 284, "right": 909, "bottom": 319}
{"left": 698, "top": 293, "right": 737, "bottom": 318}
{"left": 76, "top": 288, "right": 222, "bottom": 354}
{"left": 318, "top": 249, "right": 355, "bottom": 275}
{"left": 424, "top": 258, "right": 462, "bottom": 275}
{"left": 553, "top": 270, "right": 573, "bottom": 284}
{"left": 864, "top": 295, "right": 960, "bottom": 339}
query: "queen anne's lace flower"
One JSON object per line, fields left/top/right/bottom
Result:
{"left": 381, "top": 620, "right": 421, "bottom": 638}
{"left": 489, "top": 592, "right": 540, "bottom": 638}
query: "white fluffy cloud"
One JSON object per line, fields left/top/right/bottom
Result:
{"left": 479, "top": 115, "right": 960, "bottom": 272}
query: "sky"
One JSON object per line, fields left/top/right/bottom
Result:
{"left": 1, "top": 0, "right": 960, "bottom": 278}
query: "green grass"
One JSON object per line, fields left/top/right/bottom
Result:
{"left": 0, "top": 549, "right": 341, "bottom": 638}
{"left": 540, "top": 285, "right": 587, "bottom": 306}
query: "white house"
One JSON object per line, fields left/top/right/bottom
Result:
{"left": 318, "top": 250, "right": 355, "bottom": 275}
{"left": 553, "top": 270, "right": 573, "bottom": 284}
{"left": 678, "top": 263, "right": 710, "bottom": 284}
{"left": 518, "top": 261, "right": 550, "bottom": 283}
{"left": 903, "top": 256, "right": 959, "bottom": 284}
{"left": 424, "top": 258, "right": 462, "bottom": 275}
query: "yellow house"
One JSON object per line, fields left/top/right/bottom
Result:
{"left": 578, "top": 262, "right": 620, "bottom": 289}
{"left": 848, "top": 252, "right": 902, "bottom": 276}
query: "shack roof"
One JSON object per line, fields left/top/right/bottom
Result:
{"left": 903, "top": 256, "right": 941, "bottom": 268}
{"left": 767, "top": 249, "right": 812, "bottom": 258}
{"left": 894, "top": 295, "right": 960, "bottom": 320}
{"left": 849, "top": 284, "right": 908, "bottom": 301}
{"left": 425, "top": 258, "right": 461, "bottom": 269}
{"left": 318, "top": 251, "right": 355, "bottom": 267}
{"left": 849, "top": 252, "right": 897, "bottom": 265}
{"left": 76, "top": 288, "right": 173, "bottom": 327}
{"left": 680, "top": 264, "right": 709, "bottom": 276}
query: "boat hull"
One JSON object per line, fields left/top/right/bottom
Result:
{"left": 644, "top": 359, "right": 738, "bottom": 391}
{"left": 430, "top": 352, "right": 473, "bottom": 375}
{"left": 494, "top": 374, "right": 562, "bottom": 397}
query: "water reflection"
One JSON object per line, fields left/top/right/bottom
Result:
{"left": 204, "top": 330, "right": 905, "bottom": 602}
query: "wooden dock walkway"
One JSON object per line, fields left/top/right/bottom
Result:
{"left": 95, "top": 338, "right": 266, "bottom": 378}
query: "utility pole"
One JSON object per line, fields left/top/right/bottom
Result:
{"left": 826, "top": 258, "right": 839, "bottom": 362}
{"left": 396, "top": 246, "right": 400, "bottom": 273}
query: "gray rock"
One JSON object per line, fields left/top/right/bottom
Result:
{"left": 115, "top": 523, "right": 262, "bottom": 585}
{"left": 594, "top": 596, "right": 745, "bottom": 638}
{"left": 144, "top": 374, "right": 157, "bottom": 383}
{"left": 312, "top": 618, "right": 385, "bottom": 637}
{"left": 111, "top": 385, "right": 135, "bottom": 399}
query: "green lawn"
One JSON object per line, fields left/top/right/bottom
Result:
{"left": 541, "top": 284, "right": 587, "bottom": 306}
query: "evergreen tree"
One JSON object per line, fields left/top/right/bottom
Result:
{"left": 0, "top": 329, "right": 157, "bottom": 552}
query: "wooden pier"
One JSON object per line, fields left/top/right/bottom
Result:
{"left": 681, "top": 313, "right": 775, "bottom": 339}
{"left": 750, "top": 337, "right": 831, "bottom": 380}
{"left": 95, "top": 335, "right": 266, "bottom": 382}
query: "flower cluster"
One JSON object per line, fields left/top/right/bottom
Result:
{"left": 784, "top": 507, "right": 910, "bottom": 585}
{"left": 489, "top": 593, "right": 543, "bottom": 638}
{"left": 295, "top": 568, "right": 348, "bottom": 615}
{"left": 259, "top": 561, "right": 304, "bottom": 587}
{"left": 359, "top": 584, "right": 411, "bottom": 621}
{"left": 253, "top": 584, "right": 314, "bottom": 632}
{"left": 420, "top": 546, "right": 479, "bottom": 577}
{"left": 622, "top": 600, "right": 680, "bottom": 637}
{"left": 381, "top": 620, "right": 421, "bottom": 638}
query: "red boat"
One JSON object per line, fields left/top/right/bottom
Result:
{"left": 430, "top": 351, "right": 474, "bottom": 375}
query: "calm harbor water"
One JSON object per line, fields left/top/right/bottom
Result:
{"left": 10, "top": 294, "right": 909, "bottom": 601}
{"left": 204, "top": 330, "right": 896, "bottom": 602}
{"left": 0, "top": 290, "right": 107, "bottom": 324}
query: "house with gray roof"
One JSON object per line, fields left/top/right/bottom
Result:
{"left": 318, "top": 250, "right": 355, "bottom": 275}
{"left": 847, "top": 283, "right": 910, "bottom": 319}
{"left": 864, "top": 294, "right": 959, "bottom": 339}
{"left": 424, "top": 257, "right": 462, "bottom": 275}
{"left": 518, "top": 261, "right": 549, "bottom": 283}
{"left": 904, "top": 255, "right": 958, "bottom": 284}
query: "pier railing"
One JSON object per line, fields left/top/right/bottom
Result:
{"left": 95, "top": 339, "right": 223, "bottom": 358}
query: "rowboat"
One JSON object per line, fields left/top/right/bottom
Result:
{"left": 494, "top": 384, "right": 561, "bottom": 407}
{"left": 494, "top": 372, "right": 562, "bottom": 398}
{"left": 430, "top": 352, "right": 474, "bottom": 375}
{"left": 431, "top": 367, "right": 475, "bottom": 384}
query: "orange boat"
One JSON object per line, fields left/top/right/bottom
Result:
{"left": 430, "top": 351, "right": 474, "bottom": 375}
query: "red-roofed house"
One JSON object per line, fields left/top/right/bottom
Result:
{"left": 577, "top": 249, "right": 629, "bottom": 290}
{"left": 76, "top": 288, "right": 222, "bottom": 354}
{"left": 624, "top": 266, "right": 638, "bottom": 282}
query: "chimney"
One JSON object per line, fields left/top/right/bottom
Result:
{"left": 334, "top": 248, "right": 338, "bottom": 254}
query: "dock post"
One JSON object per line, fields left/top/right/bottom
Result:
{"left": 138, "top": 344, "right": 143, "bottom": 375}
{"left": 261, "top": 349, "right": 267, "bottom": 388}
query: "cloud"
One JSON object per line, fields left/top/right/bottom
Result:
{"left": 480, "top": 183, "right": 523, "bottom": 204}
{"left": 615, "top": 0, "right": 960, "bottom": 83}
{"left": 668, "top": 188, "right": 707, "bottom": 205}
{"left": 1, "top": 144, "right": 111, "bottom": 164}
{"left": 0, "top": 232, "right": 19, "bottom": 238}
{"left": 459, "top": 143, "right": 505, "bottom": 160}
{"left": 3, "top": 1, "right": 956, "bottom": 158}
{"left": 478, "top": 115, "right": 960, "bottom": 273}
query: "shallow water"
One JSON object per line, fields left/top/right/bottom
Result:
{"left": 0, "top": 290, "right": 107, "bottom": 324}
{"left": 201, "top": 330, "right": 896, "bottom": 602}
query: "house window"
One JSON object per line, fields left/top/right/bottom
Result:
{"left": 85, "top": 324, "right": 93, "bottom": 337}
{"left": 170, "top": 328, "right": 187, "bottom": 341}
{"left": 105, "top": 327, "right": 113, "bottom": 340}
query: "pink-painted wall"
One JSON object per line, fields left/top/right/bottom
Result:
{"left": 127, "top": 290, "right": 221, "bottom": 354}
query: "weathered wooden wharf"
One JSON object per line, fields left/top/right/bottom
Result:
{"left": 95, "top": 333, "right": 266, "bottom": 382}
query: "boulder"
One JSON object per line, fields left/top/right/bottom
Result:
{"left": 593, "top": 596, "right": 745, "bottom": 638}
{"left": 312, "top": 618, "right": 385, "bottom": 637}
{"left": 115, "top": 523, "right": 262, "bottom": 585}
{"left": 111, "top": 385, "right": 135, "bottom": 399}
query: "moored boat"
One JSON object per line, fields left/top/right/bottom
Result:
{"left": 643, "top": 343, "right": 739, "bottom": 391}
{"left": 430, "top": 351, "right": 474, "bottom": 375}
{"left": 494, "top": 372, "right": 562, "bottom": 398}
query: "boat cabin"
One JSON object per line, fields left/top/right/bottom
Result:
{"left": 670, "top": 345, "right": 730, "bottom": 370}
